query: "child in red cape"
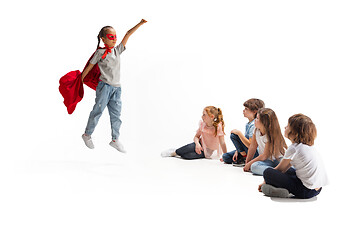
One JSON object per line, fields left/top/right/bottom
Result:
{"left": 59, "top": 54, "right": 100, "bottom": 115}
{"left": 59, "top": 19, "right": 147, "bottom": 152}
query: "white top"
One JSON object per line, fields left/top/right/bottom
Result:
{"left": 254, "top": 129, "right": 281, "bottom": 160}
{"left": 284, "top": 143, "right": 329, "bottom": 189}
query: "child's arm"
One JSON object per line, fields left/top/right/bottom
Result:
{"left": 245, "top": 134, "right": 258, "bottom": 164}
{"left": 231, "top": 129, "right": 251, "bottom": 148}
{"left": 219, "top": 136, "right": 227, "bottom": 154}
{"left": 81, "top": 63, "right": 95, "bottom": 82}
{"left": 244, "top": 141, "right": 270, "bottom": 172}
{"left": 121, "top": 19, "right": 147, "bottom": 47}
{"left": 274, "top": 158, "right": 291, "bottom": 173}
{"left": 194, "top": 131, "right": 203, "bottom": 155}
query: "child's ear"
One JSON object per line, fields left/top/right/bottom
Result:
{"left": 101, "top": 37, "right": 105, "bottom": 42}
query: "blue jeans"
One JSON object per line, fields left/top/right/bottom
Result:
{"left": 222, "top": 133, "right": 259, "bottom": 164}
{"left": 263, "top": 167, "right": 322, "bottom": 199}
{"left": 251, "top": 159, "right": 280, "bottom": 176}
{"left": 176, "top": 142, "right": 205, "bottom": 160}
{"left": 85, "top": 81, "right": 122, "bottom": 140}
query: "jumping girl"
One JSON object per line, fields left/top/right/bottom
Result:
{"left": 81, "top": 19, "right": 147, "bottom": 152}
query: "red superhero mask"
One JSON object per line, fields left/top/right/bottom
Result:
{"left": 106, "top": 34, "right": 117, "bottom": 40}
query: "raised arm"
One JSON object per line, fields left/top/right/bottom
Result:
{"left": 121, "top": 19, "right": 147, "bottom": 47}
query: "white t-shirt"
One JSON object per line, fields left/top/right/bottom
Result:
{"left": 254, "top": 129, "right": 281, "bottom": 160}
{"left": 284, "top": 143, "right": 329, "bottom": 189}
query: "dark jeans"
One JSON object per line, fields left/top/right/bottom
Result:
{"left": 263, "top": 168, "right": 322, "bottom": 199}
{"left": 222, "top": 133, "right": 259, "bottom": 164}
{"left": 175, "top": 142, "right": 205, "bottom": 160}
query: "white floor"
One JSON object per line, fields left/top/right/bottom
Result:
{"left": 1, "top": 1, "right": 359, "bottom": 239}
{"left": 0, "top": 130, "right": 356, "bottom": 240}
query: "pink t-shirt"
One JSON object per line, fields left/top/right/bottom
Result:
{"left": 196, "top": 121, "right": 225, "bottom": 159}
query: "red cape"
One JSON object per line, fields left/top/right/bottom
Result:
{"left": 59, "top": 51, "right": 101, "bottom": 114}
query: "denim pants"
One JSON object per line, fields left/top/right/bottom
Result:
{"left": 85, "top": 81, "right": 122, "bottom": 140}
{"left": 263, "top": 167, "right": 322, "bottom": 199}
{"left": 250, "top": 159, "right": 280, "bottom": 176}
{"left": 176, "top": 142, "right": 205, "bottom": 160}
{"left": 222, "top": 133, "right": 259, "bottom": 164}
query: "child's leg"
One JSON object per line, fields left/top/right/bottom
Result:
{"left": 175, "top": 143, "right": 205, "bottom": 160}
{"left": 107, "top": 87, "right": 122, "bottom": 140}
{"left": 222, "top": 150, "right": 236, "bottom": 164}
{"left": 263, "top": 168, "right": 321, "bottom": 199}
{"left": 250, "top": 159, "right": 280, "bottom": 176}
{"left": 85, "top": 82, "right": 110, "bottom": 136}
{"left": 263, "top": 168, "right": 297, "bottom": 193}
{"left": 230, "top": 133, "right": 247, "bottom": 155}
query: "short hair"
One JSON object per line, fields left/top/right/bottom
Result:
{"left": 287, "top": 114, "right": 317, "bottom": 146}
{"left": 243, "top": 98, "right": 265, "bottom": 112}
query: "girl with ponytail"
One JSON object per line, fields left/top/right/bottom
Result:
{"left": 161, "top": 106, "right": 227, "bottom": 160}
{"left": 80, "top": 19, "right": 147, "bottom": 152}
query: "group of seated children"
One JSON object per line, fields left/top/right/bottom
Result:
{"left": 161, "top": 98, "right": 328, "bottom": 199}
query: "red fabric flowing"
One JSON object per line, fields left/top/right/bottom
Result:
{"left": 59, "top": 51, "right": 101, "bottom": 114}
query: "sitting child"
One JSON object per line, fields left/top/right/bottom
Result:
{"left": 259, "top": 114, "right": 329, "bottom": 199}
{"left": 221, "top": 98, "right": 264, "bottom": 166}
{"left": 161, "top": 106, "right": 227, "bottom": 160}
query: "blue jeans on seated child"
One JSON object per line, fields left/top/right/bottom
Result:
{"left": 176, "top": 142, "right": 205, "bottom": 160}
{"left": 263, "top": 167, "right": 322, "bottom": 199}
{"left": 85, "top": 81, "right": 122, "bottom": 140}
{"left": 222, "top": 133, "right": 259, "bottom": 164}
{"left": 250, "top": 159, "right": 280, "bottom": 176}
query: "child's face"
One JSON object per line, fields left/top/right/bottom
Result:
{"left": 284, "top": 124, "right": 290, "bottom": 139}
{"left": 102, "top": 28, "right": 117, "bottom": 48}
{"left": 243, "top": 107, "right": 256, "bottom": 120}
{"left": 202, "top": 110, "right": 214, "bottom": 126}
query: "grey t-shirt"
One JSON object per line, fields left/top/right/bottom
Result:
{"left": 90, "top": 43, "right": 126, "bottom": 87}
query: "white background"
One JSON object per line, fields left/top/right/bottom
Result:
{"left": 0, "top": 0, "right": 359, "bottom": 239}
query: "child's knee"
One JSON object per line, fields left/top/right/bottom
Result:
{"left": 230, "top": 133, "right": 238, "bottom": 141}
{"left": 222, "top": 153, "right": 233, "bottom": 164}
{"left": 250, "top": 162, "right": 264, "bottom": 175}
{"left": 263, "top": 168, "right": 273, "bottom": 182}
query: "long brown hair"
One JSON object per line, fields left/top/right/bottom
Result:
{"left": 257, "top": 108, "right": 287, "bottom": 158}
{"left": 204, "top": 106, "right": 225, "bottom": 137}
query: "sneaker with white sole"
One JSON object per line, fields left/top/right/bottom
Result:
{"left": 82, "top": 134, "right": 94, "bottom": 149}
{"left": 161, "top": 148, "right": 176, "bottom": 157}
{"left": 109, "top": 140, "right": 126, "bottom": 153}
{"left": 261, "top": 184, "right": 290, "bottom": 198}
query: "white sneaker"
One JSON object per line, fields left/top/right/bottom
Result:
{"left": 161, "top": 148, "right": 176, "bottom": 157}
{"left": 82, "top": 134, "right": 94, "bottom": 149}
{"left": 109, "top": 140, "right": 126, "bottom": 153}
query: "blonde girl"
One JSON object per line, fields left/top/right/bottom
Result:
{"left": 243, "top": 108, "right": 287, "bottom": 175}
{"left": 161, "top": 106, "right": 227, "bottom": 159}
